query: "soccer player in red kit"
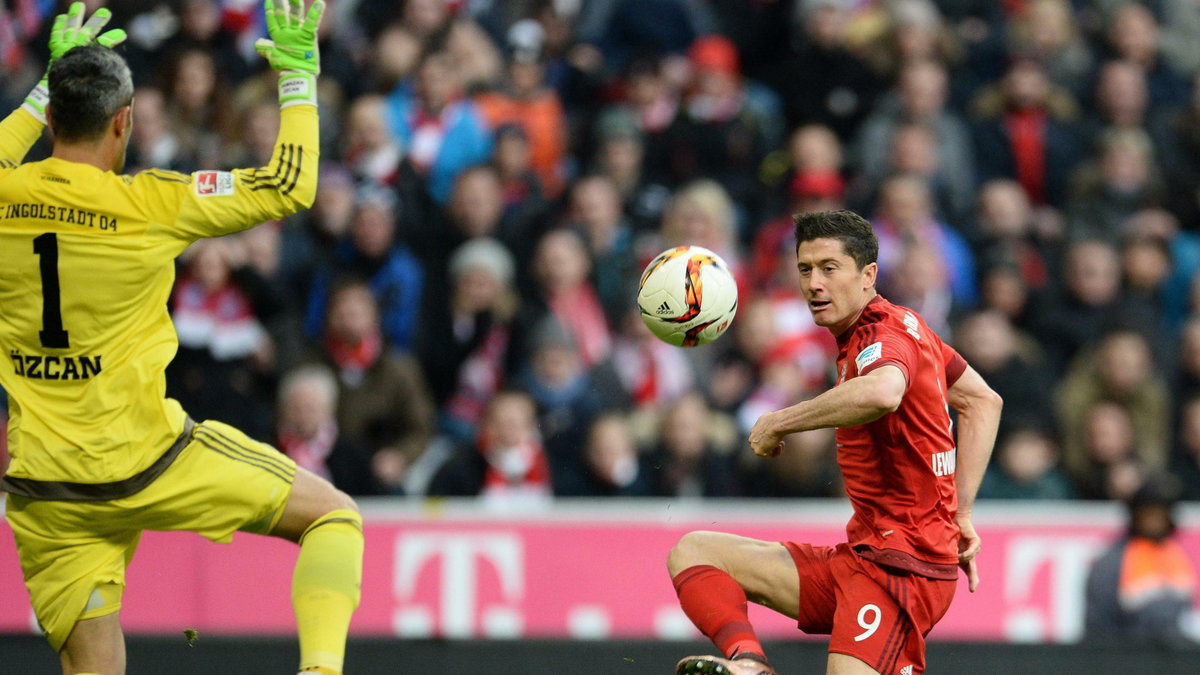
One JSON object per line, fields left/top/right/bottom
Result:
{"left": 669, "top": 210, "right": 1003, "bottom": 675}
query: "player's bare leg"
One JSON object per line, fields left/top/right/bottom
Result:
{"left": 270, "top": 467, "right": 364, "bottom": 675}
{"left": 827, "top": 653, "right": 882, "bottom": 674}
{"left": 668, "top": 531, "right": 798, "bottom": 675}
{"left": 58, "top": 612, "right": 124, "bottom": 675}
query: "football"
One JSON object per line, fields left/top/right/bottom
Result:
{"left": 637, "top": 245, "right": 738, "bottom": 347}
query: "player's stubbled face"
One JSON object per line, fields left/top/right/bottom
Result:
{"left": 796, "top": 237, "right": 875, "bottom": 333}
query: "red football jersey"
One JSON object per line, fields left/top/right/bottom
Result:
{"left": 833, "top": 295, "right": 967, "bottom": 580}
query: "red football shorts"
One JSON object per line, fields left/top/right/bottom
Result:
{"left": 783, "top": 542, "right": 956, "bottom": 675}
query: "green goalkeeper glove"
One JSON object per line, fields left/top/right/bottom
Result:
{"left": 255, "top": 0, "right": 324, "bottom": 108}
{"left": 49, "top": 2, "right": 127, "bottom": 61}
{"left": 23, "top": 2, "right": 127, "bottom": 123}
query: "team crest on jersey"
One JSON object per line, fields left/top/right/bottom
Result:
{"left": 193, "top": 171, "right": 235, "bottom": 197}
{"left": 855, "top": 341, "right": 882, "bottom": 370}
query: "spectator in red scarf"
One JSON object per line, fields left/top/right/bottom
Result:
{"left": 167, "top": 237, "right": 274, "bottom": 440}
{"left": 275, "top": 366, "right": 375, "bottom": 496}
{"left": 611, "top": 306, "right": 698, "bottom": 410}
{"left": 671, "top": 34, "right": 775, "bottom": 218}
{"left": 514, "top": 228, "right": 613, "bottom": 367}
{"left": 318, "top": 281, "right": 436, "bottom": 494}
{"left": 417, "top": 237, "right": 519, "bottom": 442}
{"left": 427, "top": 390, "right": 554, "bottom": 506}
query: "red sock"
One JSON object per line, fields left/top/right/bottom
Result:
{"left": 672, "top": 565, "right": 766, "bottom": 660}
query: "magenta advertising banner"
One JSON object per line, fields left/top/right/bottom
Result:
{"left": 2, "top": 501, "right": 1198, "bottom": 643}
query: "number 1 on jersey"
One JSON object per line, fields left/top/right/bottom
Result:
{"left": 33, "top": 232, "right": 70, "bottom": 349}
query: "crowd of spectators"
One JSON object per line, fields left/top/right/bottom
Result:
{"left": 4, "top": 0, "right": 1200, "bottom": 505}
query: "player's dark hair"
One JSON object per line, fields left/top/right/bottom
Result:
{"left": 793, "top": 209, "right": 879, "bottom": 270}
{"left": 47, "top": 45, "right": 134, "bottom": 143}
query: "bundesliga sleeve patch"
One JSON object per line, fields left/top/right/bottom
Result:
{"left": 193, "top": 171, "right": 235, "bottom": 197}
{"left": 855, "top": 341, "right": 882, "bottom": 370}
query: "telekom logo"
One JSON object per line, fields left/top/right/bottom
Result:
{"left": 392, "top": 532, "right": 524, "bottom": 638}
{"left": 1003, "top": 535, "right": 1106, "bottom": 643}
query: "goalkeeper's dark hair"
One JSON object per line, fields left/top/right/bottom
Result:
{"left": 47, "top": 45, "right": 133, "bottom": 143}
{"left": 793, "top": 209, "right": 879, "bottom": 271}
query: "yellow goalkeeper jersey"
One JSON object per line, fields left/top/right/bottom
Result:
{"left": 0, "top": 104, "right": 317, "bottom": 496}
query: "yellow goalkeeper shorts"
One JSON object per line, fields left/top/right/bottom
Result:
{"left": 4, "top": 419, "right": 296, "bottom": 651}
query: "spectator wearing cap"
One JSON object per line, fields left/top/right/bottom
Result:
{"left": 1085, "top": 475, "right": 1199, "bottom": 645}
{"left": 621, "top": 55, "right": 687, "bottom": 186}
{"left": 416, "top": 238, "right": 519, "bottom": 442}
{"left": 304, "top": 186, "right": 424, "bottom": 352}
{"left": 592, "top": 107, "right": 672, "bottom": 233}
{"left": 748, "top": 166, "right": 846, "bottom": 295}
{"left": 768, "top": 0, "right": 882, "bottom": 141}
{"left": 475, "top": 19, "right": 568, "bottom": 197}
{"left": 671, "top": 34, "right": 775, "bottom": 222}
{"left": 387, "top": 49, "right": 493, "bottom": 203}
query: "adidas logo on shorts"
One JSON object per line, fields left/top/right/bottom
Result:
{"left": 900, "top": 665, "right": 913, "bottom": 675}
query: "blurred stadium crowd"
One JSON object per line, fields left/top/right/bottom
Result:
{"left": 3, "top": 0, "right": 1200, "bottom": 505}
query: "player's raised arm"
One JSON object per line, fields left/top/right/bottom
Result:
{"left": 946, "top": 364, "right": 1003, "bottom": 591}
{"left": 163, "top": 0, "right": 324, "bottom": 240}
{"left": 0, "top": 2, "right": 125, "bottom": 165}
{"left": 748, "top": 365, "right": 908, "bottom": 458}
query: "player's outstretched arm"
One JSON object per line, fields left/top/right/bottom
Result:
{"left": 946, "top": 365, "right": 1002, "bottom": 592}
{"left": 748, "top": 365, "right": 907, "bottom": 458}
{"left": 1, "top": 2, "right": 125, "bottom": 164}
{"left": 165, "top": 0, "right": 323, "bottom": 240}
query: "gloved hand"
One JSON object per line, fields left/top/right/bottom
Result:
{"left": 49, "top": 1, "right": 127, "bottom": 63}
{"left": 254, "top": 0, "right": 324, "bottom": 107}
{"left": 255, "top": 0, "right": 324, "bottom": 74}
{"left": 24, "top": 2, "right": 127, "bottom": 123}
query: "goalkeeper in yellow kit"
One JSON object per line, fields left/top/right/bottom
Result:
{"left": 0, "top": 3, "right": 362, "bottom": 674}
